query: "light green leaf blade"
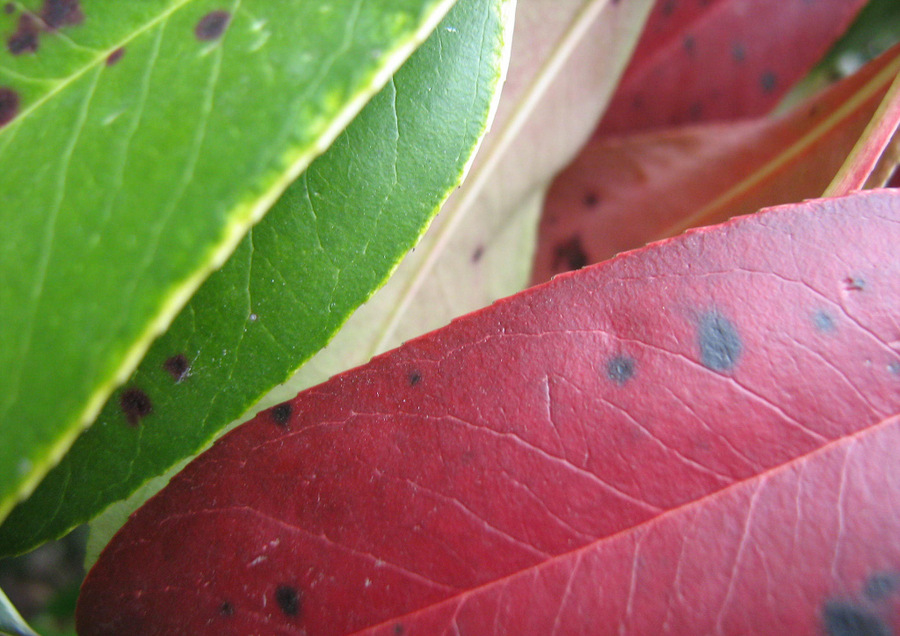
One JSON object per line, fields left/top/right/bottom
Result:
{"left": 0, "top": 586, "right": 37, "bottom": 636}
{"left": 0, "top": 0, "right": 455, "bottom": 524}
{"left": 1, "top": 0, "right": 514, "bottom": 557}
{"left": 265, "top": 0, "right": 654, "bottom": 403}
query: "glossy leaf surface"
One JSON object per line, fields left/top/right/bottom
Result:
{"left": 0, "top": 0, "right": 513, "bottom": 556}
{"left": 254, "top": 0, "right": 653, "bottom": 406}
{"left": 0, "top": 0, "right": 456, "bottom": 522}
{"left": 79, "top": 190, "right": 900, "bottom": 634}
{"left": 532, "top": 43, "right": 900, "bottom": 283}
{"left": 597, "top": 0, "right": 867, "bottom": 134}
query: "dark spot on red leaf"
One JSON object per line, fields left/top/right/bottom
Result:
{"left": 219, "top": 601, "right": 234, "bottom": 616}
{"left": 3, "top": 3, "right": 14, "bottom": 15}
{"left": 731, "top": 42, "right": 745, "bottom": 62}
{"left": 8, "top": 13, "right": 40, "bottom": 54}
{"left": 688, "top": 102, "right": 703, "bottom": 120}
{"left": 275, "top": 585, "right": 300, "bottom": 617}
{"left": 889, "top": 361, "right": 900, "bottom": 375}
{"left": 408, "top": 370, "right": 423, "bottom": 386}
{"left": 195, "top": 10, "right": 230, "bottom": 41}
{"left": 583, "top": 191, "right": 600, "bottom": 207}
{"left": 760, "top": 71, "right": 778, "bottom": 94}
{"left": 864, "top": 572, "right": 900, "bottom": 602}
{"left": 105, "top": 47, "right": 124, "bottom": 66}
{"left": 471, "top": 245, "right": 484, "bottom": 263}
{"left": 394, "top": 624, "right": 404, "bottom": 635}
{"left": 843, "top": 276, "right": 865, "bottom": 292}
{"left": 0, "top": 87, "right": 19, "bottom": 128}
{"left": 271, "top": 402, "right": 292, "bottom": 428}
{"left": 822, "top": 600, "right": 890, "bottom": 636}
{"left": 631, "top": 94, "right": 644, "bottom": 110}
{"left": 40, "top": 0, "right": 82, "bottom": 30}
{"left": 661, "top": 0, "right": 676, "bottom": 17}
{"left": 120, "top": 388, "right": 152, "bottom": 426}
{"left": 606, "top": 356, "right": 635, "bottom": 386}
{"left": 698, "top": 312, "right": 741, "bottom": 372}
{"left": 552, "top": 236, "right": 588, "bottom": 273}
{"left": 163, "top": 354, "right": 190, "bottom": 382}
{"left": 813, "top": 310, "right": 836, "bottom": 332}
{"left": 683, "top": 35, "right": 695, "bottom": 54}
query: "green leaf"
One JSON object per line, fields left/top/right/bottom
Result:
{"left": 0, "top": 0, "right": 458, "bottom": 524}
{"left": 0, "top": 586, "right": 37, "bottom": 636}
{"left": 0, "top": 0, "right": 514, "bottom": 557}
{"left": 259, "top": 0, "right": 654, "bottom": 401}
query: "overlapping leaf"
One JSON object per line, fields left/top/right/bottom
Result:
{"left": 0, "top": 0, "right": 514, "bottom": 557}
{"left": 597, "top": 0, "right": 867, "bottom": 134}
{"left": 85, "top": 0, "right": 654, "bottom": 571}
{"left": 78, "top": 190, "right": 900, "bottom": 633}
{"left": 0, "top": 0, "right": 458, "bottom": 523}
{"left": 254, "top": 0, "right": 654, "bottom": 406}
{"left": 532, "top": 42, "right": 900, "bottom": 283}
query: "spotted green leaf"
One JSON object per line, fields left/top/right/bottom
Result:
{"left": 0, "top": 0, "right": 457, "bottom": 528}
{"left": 0, "top": 0, "right": 514, "bottom": 557}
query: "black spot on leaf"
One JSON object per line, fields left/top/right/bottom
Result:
{"left": 813, "top": 310, "right": 836, "bottom": 332}
{"left": 760, "top": 71, "right": 778, "bottom": 94}
{"left": 40, "top": 0, "right": 82, "bottom": 29}
{"left": 698, "top": 312, "right": 742, "bottom": 372}
{"left": 471, "top": 245, "right": 484, "bottom": 263}
{"left": 583, "top": 191, "right": 600, "bottom": 207}
{"left": 8, "top": 13, "right": 39, "bottom": 54}
{"left": 0, "top": 87, "right": 19, "bottom": 127}
{"left": 219, "top": 601, "right": 234, "bottom": 616}
{"left": 105, "top": 47, "right": 124, "bottom": 65}
{"left": 195, "top": 10, "right": 230, "bottom": 41}
{"left": 120, "top": 388, "right": 152, "bottom": 426}
{"left": 688, "top": 102, "right": 703, "bottom": 120}
{"left": 607, "top": 356, "right": 635, "bottom": 386}
{"left": 864, "top": 572, "right": 900, "bottom": 602}
{"left": 844, "top": 276, "right": 866, "bottom": 292}
{"left": 822, "top": 600, "right": 890, "bottom": 636}
{"left": 661, "top": 0, "right": 676, "bottom": 17}
{"left": 408, "top": 370, "right": 422, "bottom": 386}
{"left": 163, "top": 354, "right": 190, "bottom": 382}
{"left": 731, "top": 42, "right": 745, "bottom": 62}
{"left": 394, "top": 624, "right": 405, "bottom": 635}
{"left": 3, "top": 3, "right": 14, "bottom": 15}
{"left": 275, "top": 585, "right": 300, "bottom": 617}
{"left": 271, "top": 402, "right": 292, "bottom": 427}
{"left": 683, "top": 35, "right": 695, "bottom": 54}
{"left": 552, "top": 236, "right": 588, "bottom": 273}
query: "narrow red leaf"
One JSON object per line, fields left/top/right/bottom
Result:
{"left": 825, "top": 70, "right": 900, "bottom": 195}
{"left": 598, "top": 0, "right": 867, "bottom": 135}
{"left": 78, "top": 191, "right": 900, "bottom": 635}
{"left": 532, "top": 43, "right": 900, "bottom": 284}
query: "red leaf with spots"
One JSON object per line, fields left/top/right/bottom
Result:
{"left": 532, "top": 43, "right": 900, "bottom": 284}
{"left": 598, "top": 0, "right": 867, "bottom": 135}
{"left": 78, "top": 191, "right": 900, "bottom": 634}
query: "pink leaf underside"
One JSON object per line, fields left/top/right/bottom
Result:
{"left": 597, "top": 0, "right": 868, "bottom": 135}
{"left": 78, "top": 190, "right": 900, "bottom": 635}
{"left": 532, "top": 43, "right": 900, "bottom": 285}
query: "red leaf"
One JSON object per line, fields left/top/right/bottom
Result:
{"left": 532, "top": 44, "right": 900, "bottom": 284}
{"left": 78, "top": 191, "right": 900, "bottom": 634}
{"left": 598, "top": 0, "right": 867, "bottom": 135}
